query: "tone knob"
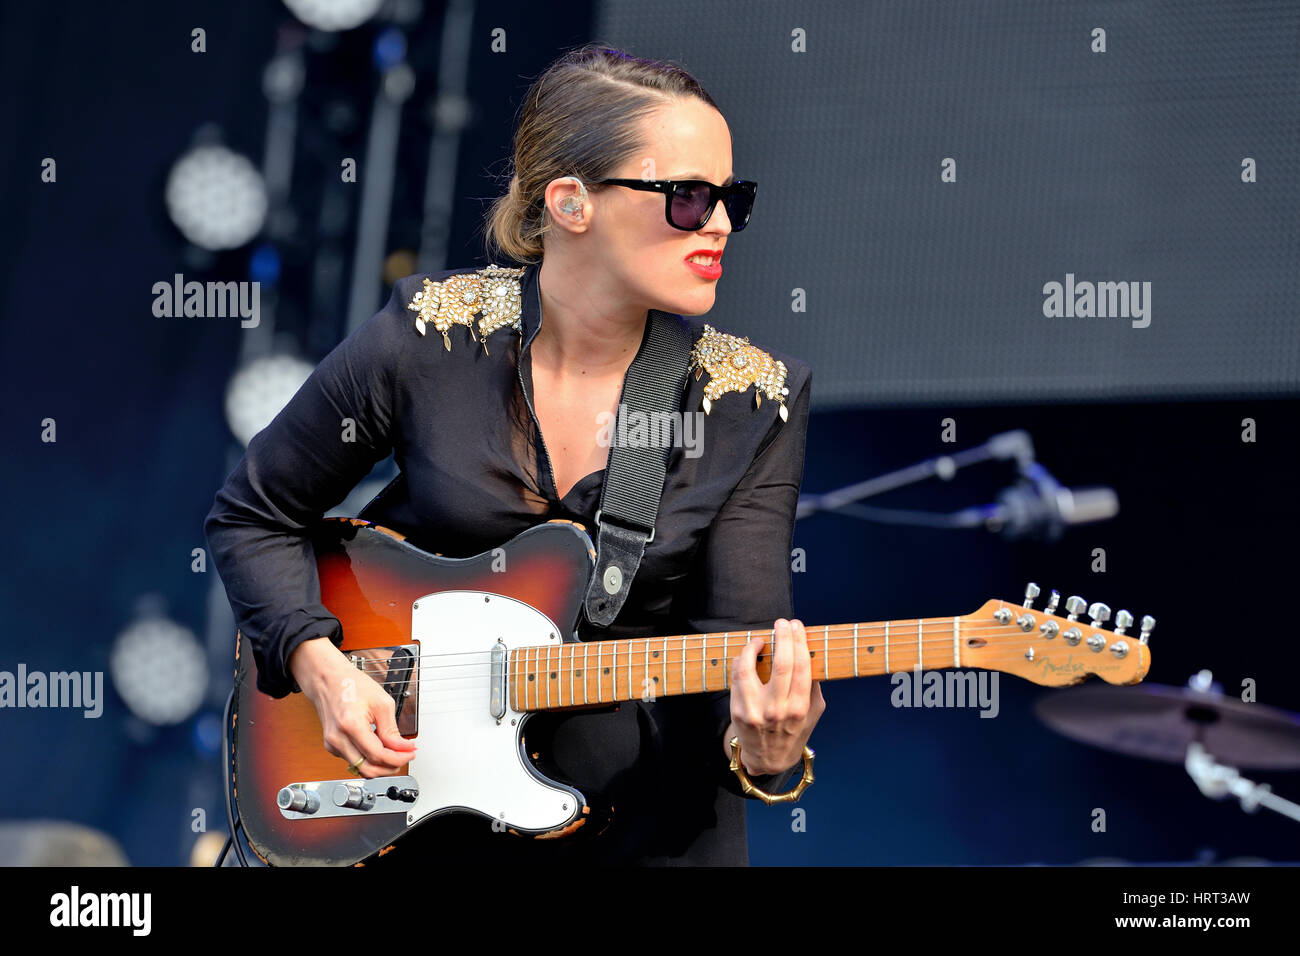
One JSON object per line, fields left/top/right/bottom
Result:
{"left": 277, "top": 788, "right": 320, "bottom": 814}
{"left": 332, "top": 783, "right": 375, "bottom": 811}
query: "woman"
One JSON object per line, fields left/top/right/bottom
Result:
{"left": 206, "top": 44, "right": 824, "bottom": 865}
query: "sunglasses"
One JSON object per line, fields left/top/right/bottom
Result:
{"left": 595, "top": 178, "right": 757, "bottom": 232}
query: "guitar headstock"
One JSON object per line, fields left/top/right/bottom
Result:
{"left": 959, "top": 583, "right": 1152, "bottom": 687}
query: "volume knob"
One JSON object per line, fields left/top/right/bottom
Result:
{"left": 277, "top": 788, "right": 320, "bottom": 814}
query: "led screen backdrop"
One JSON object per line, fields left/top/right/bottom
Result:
{"left": 594, "top": 1, "right": 1299, "bottom": 407}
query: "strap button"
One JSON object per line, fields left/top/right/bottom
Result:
{"left": 602, "top": 565, "right": 623, "bottom": 595}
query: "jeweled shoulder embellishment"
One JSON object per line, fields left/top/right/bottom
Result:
{"left": 405, "top": 263, "right": 525, "bottom": 355}
{"left": 689, "top": 324, "right": 790, "bottom": 421}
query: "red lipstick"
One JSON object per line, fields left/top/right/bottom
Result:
{"left": 684, "top": 249, "right": 722, "bottom": 280}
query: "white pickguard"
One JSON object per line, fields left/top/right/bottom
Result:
{"left": 402, "top": 590, "right": 581, "bottom": 833}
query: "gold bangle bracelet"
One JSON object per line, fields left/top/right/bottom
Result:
{"left": 728, "top": 737, "right": 816, "bottom": 805}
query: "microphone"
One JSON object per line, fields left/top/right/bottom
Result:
{"left": 974, "top": 463, "right": 1118, "bottom": 540}
{"left": 795, "top": 429, "right": 1120, "bottom": 540}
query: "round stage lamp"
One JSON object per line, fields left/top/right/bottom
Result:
{"left": 224, "top": 354, "right": 315, "bottom": 448}
{"left": 165, "top": 145, "right": 268, "bottom": 250}
{"left": 282, "top": 0, "right": 384, "bottom": 32}
{"left": 110, "top": 616, "right": 208, "bottom": 727}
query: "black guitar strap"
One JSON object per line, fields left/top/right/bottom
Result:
{"left": 582, "top": 310, "right": 693, "bottom": 628}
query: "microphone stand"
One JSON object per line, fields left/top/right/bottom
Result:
{"left": 797, "top": 429, "right": 1091, "bottom": 541}
{"left": 796, "top": 429, "right": 1033, "bottom": 520}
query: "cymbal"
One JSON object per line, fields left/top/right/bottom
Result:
{"left": 1035, "top": 683, "right": 1300, "bottom": 770}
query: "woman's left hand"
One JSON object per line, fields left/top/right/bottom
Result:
{"left": 723, "top": 618, "right": 826, "bottom": 775}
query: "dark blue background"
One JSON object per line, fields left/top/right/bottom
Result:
{"left": 1, "top": 1, "right": 1295, "bottom": 865}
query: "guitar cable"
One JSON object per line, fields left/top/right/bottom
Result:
{"left": 215, "top": 687, "right": 252, "bottom": 867}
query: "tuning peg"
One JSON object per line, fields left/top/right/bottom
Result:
{"left": 1113, "top": 610, "right": 1133, "bottom": 635}
{"left": 1139, "top": 615, "right": 1155, "bottom": 645}
{"left": 1064, "top": 595, "right": 1087, "bottom": 622}
{"left": 1088, "top": 602, "right": 1111, "bottom": 628}
{"left": 1023, "top": 582, "right": 1040, "bottom": 609}
{"left": 1045, "top": 590, "right": 1060, "bottom": 614}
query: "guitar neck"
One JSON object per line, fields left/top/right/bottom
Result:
{"left": 509, "top": 618, "right": 965, "bottom": 712}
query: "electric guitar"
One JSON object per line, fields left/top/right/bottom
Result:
{"left": 230, "top": 517, "right": 1152, "bottom": 865}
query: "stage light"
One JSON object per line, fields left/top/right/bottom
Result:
{"left": 110, "top": 615, "right": 208, "bottom": 727}
{"left": 282, "top": 0, "right": 384, "bottom": 32}
{"left": 224, "top": 354, "right": 315, "bottom": 448}
{"left": 165, "top": 145, "right": 268, "bottom": 251}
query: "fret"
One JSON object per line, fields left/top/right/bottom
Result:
{"left": 680, "top": 635, "right": 686, "bottom": 695}
{"left": 704, "top": 635, "right": 711, "bottom": 692}
{"left": 506, "top": 617, "right": 994, "bottom": 709}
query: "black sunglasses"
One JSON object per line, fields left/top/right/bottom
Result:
{"left": 594, "top": 178, "right": 757, "bottom": 232}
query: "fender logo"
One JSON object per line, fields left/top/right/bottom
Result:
{"left": 1037, "top": 654, "right": 1086, "bottom": 675}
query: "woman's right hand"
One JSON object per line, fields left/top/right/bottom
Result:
{"left": 288, "top": 637, "right": 418, "bottom": 778}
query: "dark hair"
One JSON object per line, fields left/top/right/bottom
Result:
{"left": 484, "top": 44, "right": 720, "bottom": 264}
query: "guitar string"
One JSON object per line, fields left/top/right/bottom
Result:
{"left": 353, "top": 658, "right": 1128, "bottom": 702}
{"left": 336, "top": 638, "right": 1135, "bottom": 716}
{"left": 353, "top": 648, "right": 1130, "bottom": 690}
{"left": 338, "top": 616, "right": 1129, "bottom": 672}
{"left": 344, "top": 632, "right": 1134, "bottom": 682}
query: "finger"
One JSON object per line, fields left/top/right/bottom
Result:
{"left": 345, "top": 716, "right": 413, "bottom": 772}
{"left": 326, "top": 730, "right": 369, "bottom": 776}
{"left": 729, "top": 631, "right": 767, "bottom": 723}
{"left": 811, "top": 679, "right": 827, "bottom": 717}
{"left": 372, "top": 695, "right": 417, "bottom": 754}
{"left": 789, "top": 619, "right": 812, "bottom": 710}
{"left": 766, "top": 618, "right": 795, "bottom": 706}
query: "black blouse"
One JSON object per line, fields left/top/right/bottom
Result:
{"left": 204, "top": 260, "right": 813, "bottom": 865}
